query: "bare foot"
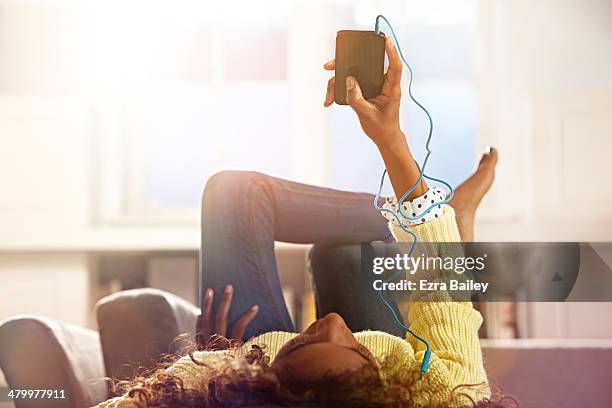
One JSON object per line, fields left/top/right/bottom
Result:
{"left": 449, "top": 147, "right": 498, "bottom": 241}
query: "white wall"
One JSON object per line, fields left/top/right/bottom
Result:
{"left": 476, "top": 0, "right": 612, "bottom": 242}
{"left": 0, "top": 253, "right": 92, "bottom": 327}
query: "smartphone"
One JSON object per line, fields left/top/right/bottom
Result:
{"left": 334, "top": 30, "right": 385, "bottom": 105}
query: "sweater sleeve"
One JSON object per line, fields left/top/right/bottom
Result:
{"left": 387, "top": 205, "right": 490, "bottom": 402}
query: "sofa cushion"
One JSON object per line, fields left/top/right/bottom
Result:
{"left": 96, "top": 288, "right": 200, "bottom": 382}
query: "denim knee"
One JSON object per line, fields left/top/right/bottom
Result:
{"left": 202, "top": 170, "right": 274, "bottom": 219}
{"left": 203, "top": 170, "right": 268, "bottom": 203}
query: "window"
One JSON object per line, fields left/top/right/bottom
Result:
{"left": 94, "top": 0, "right": 483, "bottom": 222}
{"left": 94, "top": 1, "right": 294, "bottom": 219}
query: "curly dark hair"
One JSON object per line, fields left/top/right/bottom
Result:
{"left": 112, "top": 336, "right": 518, "bottom": 408}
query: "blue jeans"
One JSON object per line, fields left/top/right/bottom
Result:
{"left": 201, "top": 171, "right": 405, "bottom": 339}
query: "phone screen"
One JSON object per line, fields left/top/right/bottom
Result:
{"left": 334, "top": 30, "right": 385, "bottom": 105}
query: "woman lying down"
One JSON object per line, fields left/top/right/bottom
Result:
{"left": 95, "top": 38, "right": 511, "bottom": 407}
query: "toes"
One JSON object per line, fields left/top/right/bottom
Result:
{"left": 488, "top": 147, "right": 499, "bottom": 163}
{"left": 479, "top": 147, "right": 498, "bottom": 168}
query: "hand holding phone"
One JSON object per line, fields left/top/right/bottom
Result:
{"left": 323, "top": 34, "right": 405, "bottom": 148}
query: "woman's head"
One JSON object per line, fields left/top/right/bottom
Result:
{"left": 271, "top": 312, "right": 379, "bottom": 392}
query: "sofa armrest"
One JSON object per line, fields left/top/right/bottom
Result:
{"left": 0, "top": 316, "right": 108, "bottom": 408}
{"left": 96, "top": 288, "right": 200, "bottom": 381}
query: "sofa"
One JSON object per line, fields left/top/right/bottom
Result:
{"left": 2, "top": 288, "right": 612, "bottom": 407}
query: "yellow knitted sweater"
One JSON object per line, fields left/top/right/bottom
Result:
{"left": 95, "top": 205, "right": 488, "bottom": 407}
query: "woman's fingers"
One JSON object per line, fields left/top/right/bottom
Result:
{"left": 215, "top": 284, "right": 233, "bottom": 337}
{"left": 198, "top": 284, "right": 259, "bottom": 343}
{"left": 201, "top": 288, "right": 214, "bottom": 337}
{"left": 385, "top": 37, "right": 403, "bottom": 73}
{"left": 346, "top": 76, "right": 371, "bottom": 116}
{"left": 230, "top": 305, "right": 259, "bottom": 340}
{"left": 382, "top": 37, "right": 403, "bottom": 98}
{"left": 196, "top": 288, "right": 214, "bottom": 346}
{"left": 323, "top": 60, "right": 336, "bottom": 106}
{"left": 324, "top": 76, "right": 336, "bottom": 107}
